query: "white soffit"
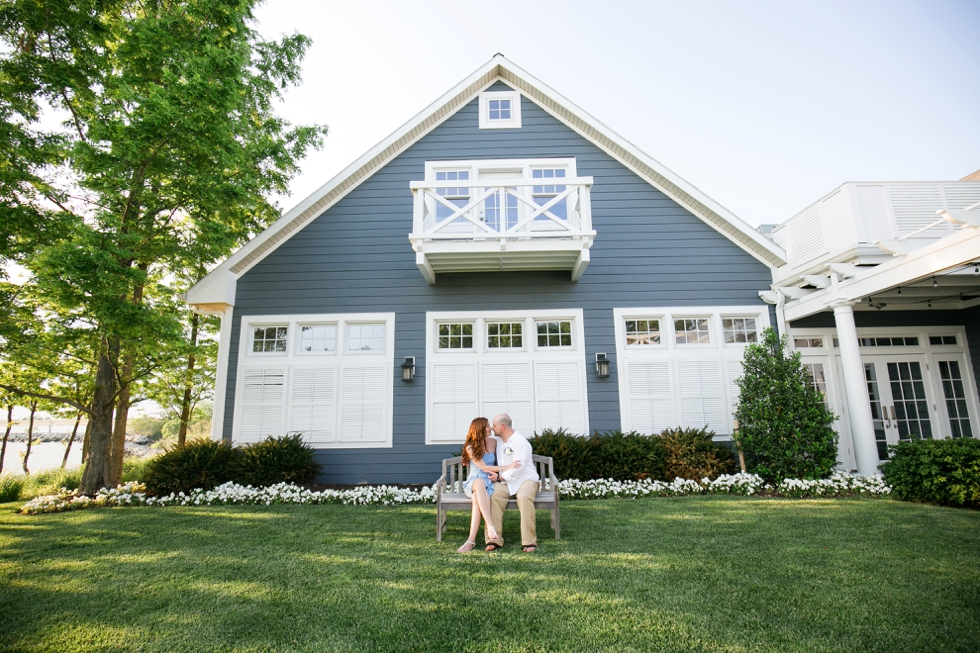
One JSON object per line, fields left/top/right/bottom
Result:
{"left": 187, "top": 55, "right": 786, "bottom": 304}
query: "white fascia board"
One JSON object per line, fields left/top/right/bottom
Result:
{"left": 184, "top": 267, "right": 237, "bottom": 307}
{"left": 187, "top": 54, "right": 786, "bottom": 302}
{"left": 783, "top": 227, "right": 980, "bottom": 321}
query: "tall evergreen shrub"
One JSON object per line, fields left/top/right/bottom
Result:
{"left": 734, "top": 328, "right": 838, "bottom": 481}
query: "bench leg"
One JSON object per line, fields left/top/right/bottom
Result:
{"left": 552, "top": 506, "right": 560, "bottom": 540}
{"left": 436, "top": 509, "right": 444, "bottom": 542}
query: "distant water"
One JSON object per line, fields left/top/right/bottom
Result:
{"left": 1, "top": 442, "right": 83, "bottom": 473}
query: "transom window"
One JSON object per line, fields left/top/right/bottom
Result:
{"left": 252, "top": 326, "right": 288, "bottom": 353}
{"left": 858, "top": 336, "right": 919, "bottom": 347}
{"left": 930, "top": 335, "right": 957, "bottom": 346}
{"left": 794, "top": 338, "right": 824, "bottom": 348}
{"left": 298, "top": 324, "right": 336, "bottom": 354}
{"left": 435, "top": 170, "right": 469, "bottom": 222}
{"left": 347, "top": 324, "right": 385, "bottom": 352}
{"left": 674, "top": 318, "right": 711, "bottom": 345}
{"left": 625, "top": 319, "right": 661, "bottom": 346}
{"left": 723, "top": 318, "right": 757, "bottom": 344}
{"left": 537, "top": 321, "right": 572, "bottom": 348}
{"left": 438, "top": 323, "right": 473, "bottom": 350}
{"left": 487, "top": 322, "right": 523, "bottom": 349}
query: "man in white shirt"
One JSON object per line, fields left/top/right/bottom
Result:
{"left": 486, "top": 413, "right": 540, "bottom": 552}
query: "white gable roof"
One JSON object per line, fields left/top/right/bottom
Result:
{"left": 186, "top": 54, "right": 786, "bottom": 307}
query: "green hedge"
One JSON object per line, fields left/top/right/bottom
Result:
{"left": 529, "top": 428, "right": 734, "bottom": 482}
{"left": 144, "top": 435, "right": 322, "bottom": 495}
{"left": 881, "top": 438, "right": 980, "bottom": 507}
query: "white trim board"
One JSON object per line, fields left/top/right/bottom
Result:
{"left": 186, "top": 55, "right": 785, "bottom": 308}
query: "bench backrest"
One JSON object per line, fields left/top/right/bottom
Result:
{"left": 440, "top": 454, "right": 556, "bottom": 493}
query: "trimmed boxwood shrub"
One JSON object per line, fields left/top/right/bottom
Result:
{"left": 234, "top": 434, "right": 322, "bottom": 486}
{"left": 144, "top": 435, "right": 322, "bottom": 495}
{"left": 144, "top": 439, "right": 239, "bottom": 494}
{"left": 530, "top": 427, "right": 732, "bottom": 482}
{"left": 881, "top": 438, "right": 980, "bottom": 507}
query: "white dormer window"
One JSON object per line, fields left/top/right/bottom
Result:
{"left": 479, "top": 90, "right": 521, "bottom": 129}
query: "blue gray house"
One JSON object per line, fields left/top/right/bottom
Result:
{"left": 185, "top": 55, "right": 837, "bottom": 484}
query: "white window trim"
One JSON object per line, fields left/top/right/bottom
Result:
{"left": 234, "top": 312, "right": 395, "bottom": 449}
{"left": 720, "top": 315, "right": 763, "bottom": 348}
{"left": 436, "top": 320, "right": 477, "bottom": 353}
{"left": 479, "top": 90, "right": 522, "bottom": 129}
{"left": 247, "top": 323, "right": 290, "bottom": 357}
{"left": 425, "top": 309, "right": 589, "bottom": 444}
{"left": 295, "top": 322, "right": 339, "bottom": 357}
{"left": 614, "top": 306, "right": 771, "bottom": 437}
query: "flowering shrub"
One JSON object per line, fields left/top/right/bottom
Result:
{"left": 20, "top": 472, "right": 890, "bottom": 515}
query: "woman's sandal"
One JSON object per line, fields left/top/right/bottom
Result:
{"left": 484, "top": 542, "right": 503, "bottom": 552}
{"left": 457, "top": 541, "right": 477, "bottom": 553}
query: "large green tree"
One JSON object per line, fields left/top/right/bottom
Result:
{"left": 0, "top": 0, "right": 326, "bottom": 493}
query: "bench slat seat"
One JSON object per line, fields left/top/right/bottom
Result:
{"left": 435, "top": 454, "right": 560, "bottom": 541}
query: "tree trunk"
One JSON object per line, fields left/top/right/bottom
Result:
{"left": 79, "top": 337, "right": 119, "bottom": 495}
{"left": 109, "top": 357, "right": 132, "bottom": 485}
{"left": 177, "top": 312, "right": 200, "bottom": 447}
{"left": 1, "top": 404, "right": 13, "bottom": 472}
{"left": 22, "top": 400, "right": 37, "bottom": 474}
{"left": 62, "top": 411, "right": 83, "bottom": 469}
{"left": 81, "top": 411, "right": 93, "bottom": 464}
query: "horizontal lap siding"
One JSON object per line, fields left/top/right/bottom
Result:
{"left": 227, "top": 82, "right": 773, "bottom": 484}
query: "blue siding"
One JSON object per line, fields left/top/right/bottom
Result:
{"left": 226, "top": 82, "right": 774, "bottom": 483}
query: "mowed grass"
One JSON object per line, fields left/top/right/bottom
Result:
{"left": 1, "top": 497, "right": 978, "bottom": 653}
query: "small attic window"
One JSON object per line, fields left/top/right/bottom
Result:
{"left": 479, "top": 90, "right": 521, "bottom": 129}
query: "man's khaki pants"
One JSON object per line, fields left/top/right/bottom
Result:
{"left": 488, "top": 480, "right": 538, "bottom": 546}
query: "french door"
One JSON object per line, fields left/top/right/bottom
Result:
{"left": 863, "top": 356, "right": 936, "bottom": 459}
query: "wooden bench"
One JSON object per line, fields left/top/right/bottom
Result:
{"left": 436, "top": 454, "right": 560, "bottom": 542}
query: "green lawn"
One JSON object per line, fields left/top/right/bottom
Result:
{"left": 1, "top": 497, "right": 978, "bottom": 653}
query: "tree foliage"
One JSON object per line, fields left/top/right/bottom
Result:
{"left": 0, "top": 0, "right": 326, "bottom": 493}
{"left": 733, "top": 328, "right": 838, "bottom": 481}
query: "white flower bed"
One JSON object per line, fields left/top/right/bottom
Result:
{"left": 20, "top": 472, "right": 890, "bottom": 515}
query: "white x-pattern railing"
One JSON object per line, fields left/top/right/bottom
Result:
{"left": 409, "top": 177, "right": 594, "bottom": 243}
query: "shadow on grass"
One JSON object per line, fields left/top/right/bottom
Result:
{"left": 1, "top": 498, "right": 979, "bottom": 652}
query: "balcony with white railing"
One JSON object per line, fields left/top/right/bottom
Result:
{"left": 408, "top": 176, "right": 596, "bottom": 284}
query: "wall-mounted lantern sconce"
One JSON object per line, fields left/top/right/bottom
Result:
{"left": 595, "top": 353, "right": 610, "bottom": 379}
{"left": 401, "top": 356, "right": 416, "bottom": 382}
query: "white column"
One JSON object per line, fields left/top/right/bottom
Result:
{"left": 832, "top": 302, "right": 879, "bottom": 475}
{"left": 209, "top": 305, "right": 235, "bottom": 441}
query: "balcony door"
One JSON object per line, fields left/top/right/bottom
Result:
{"left": 862, "top": 355, "right": 937, "bottom": 459}
{"left": 478, "top": 169, "right": 520, "bottom": 233}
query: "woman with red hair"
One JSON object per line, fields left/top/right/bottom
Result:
{"left": 457, "top": 416, "right": 521, "bottom": 553}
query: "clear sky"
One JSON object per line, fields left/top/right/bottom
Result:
{"left": 253, "top": 0, "right": 980, "bottom": 227}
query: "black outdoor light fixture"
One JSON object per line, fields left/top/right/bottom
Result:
{"left": 595, "top": 353, "right": 610, "bottom": 378}
{"left": 401, "top": 356, "right": 415, "bottom": 382}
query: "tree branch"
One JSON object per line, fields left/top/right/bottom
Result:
{"left": 0, "top": 383, "right": 93, "bottom": 415}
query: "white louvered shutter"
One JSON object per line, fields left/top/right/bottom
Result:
{"left": 431, "top": 363, "right": 478, "bottom": 442}
{"left": 626, "top": 361, "right": 673, "bottom": 434}
{"left": 289, "top": 366, "right": 337, "bottom": 443}
{"left": 534, "top": 361, "right": 585, "bottom": 433}
{"left": 339, "top": 365, "right": 386, "bottom": 442}
{"left": 481, "top": 362, "right": 533, "bottom": 433}
{"left": 240, "top": 368, "right": 286, "bottom": 442}
{"left": 677, "top": 360, "right": 726, "bottom": 431}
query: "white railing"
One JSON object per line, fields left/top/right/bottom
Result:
{"left": 409, "top": 177, "right": 595, "bottom": 244}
